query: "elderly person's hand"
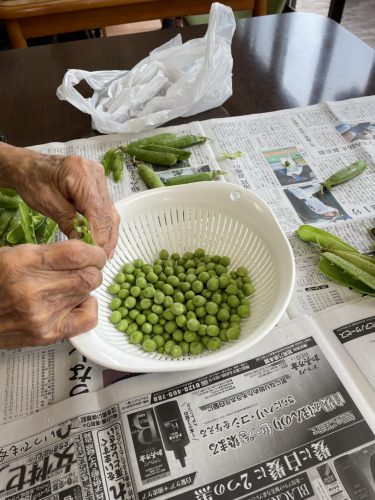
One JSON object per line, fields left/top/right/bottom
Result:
{"left": 0, "top": 143, "right": 120, "bottom": 257}
{"left": 0, "top": 241, "right": 106, "bottom": 348}
{"left": 0, "top": 143, "right": 120, "bottom": 348}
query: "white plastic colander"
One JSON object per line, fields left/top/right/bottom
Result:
{"left": 71, "top": 182, "right": 295, "bottom": 372}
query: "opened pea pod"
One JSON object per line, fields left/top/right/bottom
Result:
{"left": 296, "top": 224, "right": 375, "bottom": 296}
{"left": 320, "top": 160, "right": 367, "bottom": 193}
{"left": 72, "top": 214, "right": 95, "bottom": 245}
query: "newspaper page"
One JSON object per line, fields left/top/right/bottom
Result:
{"left": 313, "top": 296, "right": 375, "bottom": 421}
{"left": 1, "top": 313, "right": 375, "bottom": 500}
{"left": 201, "top": 95, "right": 375, "bottom": 317}
{"left": 0, "top": 342, "right": 135, "bottom": 426}
{"left": 1, "top": 94, "right": 374, "bottom": 427}
{"left": 30, "top": 95, "right": 375, "bottom": 315}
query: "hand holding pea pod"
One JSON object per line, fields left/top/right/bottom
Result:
{"left": 296, "top": 224, "right": 375, "bottom": 296}
{"left": 0, "top": 240, "right": 106, "bottom": 348}
{"left": 0, "top": 143, "right": 118, "bottom": 257}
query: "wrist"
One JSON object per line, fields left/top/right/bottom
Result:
{"left": 0, "top": 143, "right": 55, "bottom": 191}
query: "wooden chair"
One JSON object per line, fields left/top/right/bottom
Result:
{"left": 0, "top": 0, "right": 267, "bottom": 49}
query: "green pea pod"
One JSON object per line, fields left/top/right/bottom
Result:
{"left": 42, "top": 218, "right": 58, "bottom": 244}
{"left": 137, "top": 163, "right": 164, "bottom": 189}
{"left": 19, "top": 201, "right": 36, "bottom": 244}
{"left": 319, "top": 256, "right": 375, "bottom": 296}
{"left": 322, "top": 251, "right": 375, "bottom": 291}
{"left": 124, "top": 145, "right": 177, "bottom": 167}
{"left": 112, "top": 150, "right": 124, "bottom": 183}
{"left": 0, "top": 192, "right": 21, "bottom": 209}
{"left": 164, "top": 170, "right": 226, "bottom": 186}
{"left": 34, "top": 217, "right": 58, "bottom": 244}
{"left": 159, "top": 135, "right": 208, "bottom": 149}
{"left": 73, "top": 214, "right": 95, "bottom": 245}
{"left": 320, "top": 160, "right": 367, "bottom": 192}
{"left": 128, "top": 133, "right": 177, "bottom": 147}
{"left": 296, "top": 224, "right": 359, "bottom": 253}
{"left": 322, "top": 248, "right": 375, "bottom": 277}
{"left": 142, "top": 144, "right": 191, "bottom": 161}
{"left": 0, "top": 209, "right": 16, "bottom": 238}
{"left": 358, "top": 254, "right": 375, "bottom": 264}
{"left": 0, "top": 187, "right": 18, "bottom": 197}
{"left": 101, "top": 148, "right": 116, "bottom": 176}
{"left": 6, "top": 223, "right": 25, "bottom": 245}
{"left": 32, "top": 215, "right": 46, "bottom": 232}
{"left": 34, "top": 216, "right": 48, "bottom": 242}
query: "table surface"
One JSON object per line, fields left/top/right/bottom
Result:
{"left": 0, "top": 12, "right": 374, "bottom": 147}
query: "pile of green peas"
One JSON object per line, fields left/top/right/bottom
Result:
{"left": 107, "top": 248, "right": 254, "bottom": 358}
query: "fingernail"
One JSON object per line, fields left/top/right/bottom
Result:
{"left": 108, "top": 247, "right": 115, "bottom": 260}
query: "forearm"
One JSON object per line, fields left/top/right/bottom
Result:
{"left": 0, "top": 142, "right": 47, "bottom": 189}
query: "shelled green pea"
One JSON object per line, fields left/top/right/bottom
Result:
{"left": 106, "top": 248, "right": 255, "bottom": 357}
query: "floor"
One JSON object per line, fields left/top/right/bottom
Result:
{"left": 105, "top": 0, "right": 375, "bottom": 50}
{"left": 296, "top": 0, "right": 375, "bottom": 49}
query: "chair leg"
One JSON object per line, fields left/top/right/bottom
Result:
{"left": 328, "top": 0, "right": 346, "bottom": 23}
{"left": 253, "top": 0, "right": 267, "bottom": 16}
{"left": 5, "top": 19, "right": 27, "bottom": 48}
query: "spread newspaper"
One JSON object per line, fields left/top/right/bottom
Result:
{"left": 1, "top": 95, "right": 375, "bottom": 499}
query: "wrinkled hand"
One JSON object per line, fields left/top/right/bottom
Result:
{"left": 0, "top": 241, "right": 107, "bottom": 348}
{"left": 6, "top": 146, "right": 120, "bottom": 257}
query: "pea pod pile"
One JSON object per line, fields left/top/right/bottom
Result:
{"left": 0, "top": 188, "right": 58, "bottom": 246}
{"left": 101, "top": 133, "right": 207, "bottom": 182}
{"left": 296, "top": 224, "right": 375, "bottom": 296}
{"left": 101, "top": 133, "right": 224, "bottom": 187}
{"left": 107, "top": 248, "right": 254, "bottom": 358}
{"left": 0, "top": 188, "right": 94, "bottom": 247}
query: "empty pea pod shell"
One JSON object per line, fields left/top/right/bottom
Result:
{"left": 0, "top": 193, "right": 21, "bottom": 209}
{"left": 296, "top": 224, "right": 359, "bottom": 253}
{"left": 321, "top": 248, "right": 375, "bottom": 277}
{"left": 319, "top": 256, "right": 375, "bottom": 296}
{"left": 321, "top": 251, "right": 375, "bottom": 291}
{"left": 0, "top": 209, "right": 16, "bottom": 237}
{"left": 6, "top": 223, "right": 25, "bottom": 245}
{"left": 101, "top": 148, "right": 116, "bottom": 176}
{"left": 19, "top": 201, "right": 36, "bottom": 243}
{"left": 320, "top": 160, "right": 367, "bottom": 192}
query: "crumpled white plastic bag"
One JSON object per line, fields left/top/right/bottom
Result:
{"left": 56, "top": 2, "right": 235, "bottom": 134}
